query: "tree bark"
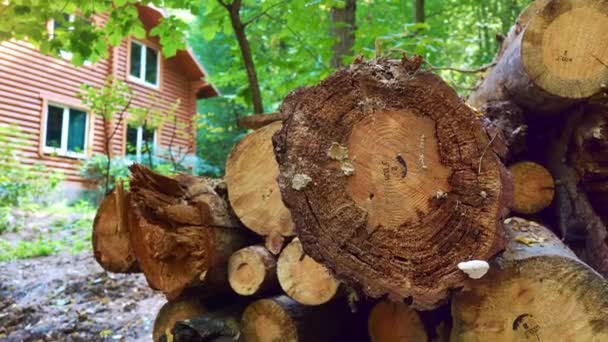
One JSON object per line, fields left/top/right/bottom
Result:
{"left": 468, "top": 0, "right": 608, "bottom": 113}
{"left": 92, "top": 183, "right": 139, "bottom": 273}
{"left": 277, "top": 238, "right": 339, "bottom": 306}
{"left": 273, "top": 57, "right": 511, "bottom": 310}
{"left": 451, "top": 217, "right": 608, "bottom": 341}
{"left": 413, "top": 0, "right": 425, "bottom": 23}
{"left": 330, "top": 0, "right": 357, "bottom": 68}
{"left": 368, "top": 299, "right": 428, "bottom": 342}
{"left": 222, "top": 0, "right": 264, "bottom": 114}
{"left": 228, "top": 245, "right": 278, "bottom": 296}
{"left": 127, "top": 164, "right": 249, "bottom": 299}
{"left": 225, "top": 121, "right": 295, "bottom": 254}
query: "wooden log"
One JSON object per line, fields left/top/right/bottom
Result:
{"left": 237, "top": 112, "right": 284, "bottom": 130}
{"left": 225, "top": 121, "right": 295, "bottom": 254}
{"left": 509, "top": 161, "right": 555, "bottom": 215}
{"left": 241, "top": 295, "right": 366, "bottom": 342}
{"left": 277, "top": 238, "right": 339, "bottom": 306}
{"left": 469, "top": 0, "right": 608, "bottom": 112}
{"left": 92, "top": 182, "right": 138, "bottom": 273}
{"left": 273, "top": 57, "right": 511, "bottom": 309}
{"left": 368, "top": 299, "right": 428, "bottom": 342}
{"left": 162, "top": 305, "right": 244, "bottom": 342}
{"left": 451, "top": 217, "right": 608, "bottom": 341}
{"left": 228, "top": 245, "right": 278, "bottom": 296}
{"left": 128, "top": 165, "right": 249, "bottom": 299}
{"left": 153, "top": 295, "right": 207, "bottom": 342}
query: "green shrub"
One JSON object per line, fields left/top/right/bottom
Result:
{"left": 79, "top": 154, "right": 130, "bottom": 193}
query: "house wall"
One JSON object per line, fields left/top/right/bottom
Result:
{"left": 0, "top": 15, "right": 199, "bottom": 189}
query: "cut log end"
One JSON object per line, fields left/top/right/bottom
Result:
{"left": 241, "top": 297, "right": 298, "bottom": 342}
{"left": 225, "top": 121, "right": 295, "bottom": 242}
{"left": 368, "top": 300, "right": 428, "bottom": 342}
{"left": 451, "top": 217, "right": 608, "bottom": 341}
{"left": 274, "top": 58, "right": 510, "bottom": 309}
{"left": 228, "top": 245, "right": 277, "bottom": 296}
{"left": 153, "top": 296, "right": 207, "bottom": 342}
{"left": 509, "top": 161, "right": 555, "bottom": 214}
{"left": 522, "top": 0, "right": 608, "bottom": 99}
{"left": 277, "top": 238, "right": 339, "bottom": 306}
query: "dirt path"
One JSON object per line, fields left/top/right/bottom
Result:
{"left": 0, "top": 253, "right": 164, "bottom": 341}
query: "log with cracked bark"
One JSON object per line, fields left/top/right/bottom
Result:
{"left": 225, "top": 121, "right": 295, "bottom": 254}
{"left": 469, "top": 0, "right": 608, "bottom": 112}
{"left": 127, "top": 164, "right": 250, "bottom": 299}
{"left": 451, "top": 217, "right": 608, "bottom": 341}
{"left": 273, "top": 57, "right": 512, "bottom": 309}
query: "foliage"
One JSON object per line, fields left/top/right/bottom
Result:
{"left": 79, "top": 154, "right": 130, "bottom": 194}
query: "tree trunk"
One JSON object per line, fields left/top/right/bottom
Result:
{"left": 468, "top": 0, "right": 608, "bottom": 113}
{"left": 509, "top": 161, "right": 555, "bottom": 215}
{"left": 368, "top": 299, "right": 428, "bottom": 342}
{"left": 273, "top": 57, "right": 511, "bottom": 310}
{"left": 241, "top": 295, "right": 367, "bottom": 342}
{"left": 127, "top": 164, "right": 249, "bottom": 299}
{"left": 153, "top": 295, "right": 208, "bottom": 342}
{"left": 225, "top": 121, "right": 295, "bottom": 254}
{"left": 330, "top": 0, "right": 357, "bottom": 68}
{"left": 413, "top": 0, "right": 425, "bottom": 23}
{"left": 224, "top": 0, "right": 264, "bottom": 114}
{"left": 92, "top": 183, "right": 139, "bottom": 273}
{"left": 277, "top": 238, "right": 339, "bottom": 306}
{"left": 451, "top": 217, "right": 608, "bottom": 341}
{"left": 228, "top": 245, "right": 278, "bottom": 296}
{"left": 237, "top": 112, "right": 284, "bottom": 130}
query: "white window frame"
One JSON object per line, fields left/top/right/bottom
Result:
{"left": 127, "top": 125, "right": 157, "bottom": 163}
{"left": 128, "top": 40, "right": 160, "bottom": 89}
{"left": 42, "top": 103, "right": 89, "bottom": 159}
{"left": 49, "top": 15, "right": 92, "bottom": 66}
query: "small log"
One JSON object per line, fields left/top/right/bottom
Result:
{"left": 273, "top": 58, "right": 511, "bottom": 309}
{"left": 368, "top": 299, "right": 428, "bottom": 342}
{"left": 451, "top": 217, "right": 608, "bottom": 341}
{"left": 469, "top": 0, "right": 608, "bottom": 112}
{"left": 277, "top": 238, "right": 339, "bottom": 306}
{"left": 228, "top": 245, "right": 278, "bottom": 296}
{"left": 92, "top": 183, "right": 138, "bottom": 273}
{"left": 153, "top": 295, "right": 207, "bottom": 342}
{"left": 509, "top": 161, "right": 555, "bottom": 215}
{"left": 225, "top": 121, "right": 295, "bottom": 254}
{"left": 241, "top": 295, "right": 366, "bottom": 342}
{"left": 128, "top": 165, "right": 249, "bottom": 299}
{"left": 162, "top": 305, "right": 244, "bottom": 342}
{"left": 237, "top": 112, "right": 284, "bottom": 130}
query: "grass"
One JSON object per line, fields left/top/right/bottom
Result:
{"left": 0, "top": 200, "right": 95, "bottom": 262}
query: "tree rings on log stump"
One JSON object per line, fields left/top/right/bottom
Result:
{"left": 153, "top": 296, "right": 207, "bottom": 342}
{"left": 521, "top": 0, "right": 608, "bottom": 100}
{"left": 225, "top": 121, "right": 295, "bottom": 254}
{"left": 92, "top": 183, "right": 138, "bottom": 273}
{"left": 368, "top": 299, "right": 428, "bottom": 342}
{"left": 451, "top": 217, "right": 608, "bottom": 341}
{"left": 273, "top": 58, "right": 510, "bottom": 309}
{"left": 228, "top": 245, "right": 278, "bottom": 296}
{"left": 509, "top": 161, "right": 555, "bottom": 214}
{"left": 277, "top": 238, "right": 339, "bottom": 306}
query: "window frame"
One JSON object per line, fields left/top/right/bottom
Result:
{"left": 48, "top": 14, "right": 93, "bottom": 66}
{"left": 41, "top": 101, "right": 90, "bottom": 159}
{"left": 125, "top": 124, "right": 157, "bottom": 163}
{"left": 127, "top": 39, "right": 161, "bottom": 89}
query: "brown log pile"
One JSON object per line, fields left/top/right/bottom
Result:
{"left": 91, "top": 1, "right": 608, "bottom": 339}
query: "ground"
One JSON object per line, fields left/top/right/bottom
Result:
{"left": 0, "top": 252, "right": 164, "bottom": 342}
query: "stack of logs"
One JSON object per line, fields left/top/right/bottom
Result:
{"left": 92, "top": 0, "right": 608, "bottom": 340}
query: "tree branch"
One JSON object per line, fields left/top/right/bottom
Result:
{"left": 242, "top": 0, "right": 289, "bottom": 27}
{"left": 427, "top": 61, "right": 497, "bottom": 74}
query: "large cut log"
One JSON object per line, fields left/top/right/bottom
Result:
{"left": 451, "top": 217, "right": 608, "bottom": 341}
{"left": 153, "top": 295, "right": 208, "bottom": 342}
{"left": 273, "top": 57, "right": 511, "bottom": 309}
{"left": 277, "top": 238, "right": 339, "bottom": 305}
{"left": 228, "top": 245, "right": 278, "bottom": 296}
{"left": 225, "top": 121, "right": 295, "bottom": 254}
{"left": 128, "top": 165, "right": 249, "bottom": 299}
{"left": 469, "top": 0, "right": 608, "bottom": 112}
{"left": 509, "top": 161, "right": 555, "bottom": 215}
{"left": 240, "top": 295, "right": 366, "bottom": 342}
{"left": 368, "top": 299, "right": 428, "bottom": 342}
{"left": 92, "top": 182, "right": 138, "bottom": 273}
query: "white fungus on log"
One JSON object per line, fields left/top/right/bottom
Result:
{"left": 457, "top": 260, "right": 490, "bottom": 279}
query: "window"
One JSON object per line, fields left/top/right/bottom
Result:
{"left": 126, "top": 125, "right": 156, "bottom": 163}
{"left": 49, "top": 14, "right": 92, "bottom": 64}
{"left": 43, "top": 104, "right": 89, "bottom": 158}
{"left": 129, "top": 40, "right": 160, "bottom": 88}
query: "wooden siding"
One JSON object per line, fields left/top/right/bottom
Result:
{"left": 0, "top": 18, "right": 201, "bottom": 186}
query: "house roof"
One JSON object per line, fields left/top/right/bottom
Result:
{"left": 137, "top": 5, "right": 219, "bottom": 99}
